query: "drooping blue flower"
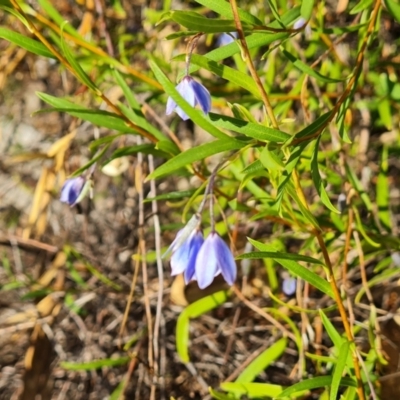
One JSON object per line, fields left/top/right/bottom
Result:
{"left": 282, "top": 277, "right": 297, "bottom": 296}
{"left": 60, "top": 176, "right": 87, "bottom": 206}
{"left": 216, "top": 32, "right": 238, "bottom": 47}
{"left": 293, "top": 17, "right": 312, "bottom": 38}
{"left": 194, "top": 232, "right": 236, "bottom": 289}
{"left": 170, "top": 229, "right": 204, "bottom": 281}
{"left": 166, "top": 75, "right": 211, "bottom": 121}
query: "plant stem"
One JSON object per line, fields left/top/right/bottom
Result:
{"left": 292, "top": 171, "right": 365, "bottom": 400}
{"left": 229, "top": 0, "right": 279, "bottom": 129}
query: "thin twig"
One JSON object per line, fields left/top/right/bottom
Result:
{"left": 148, "top": 154, "right": 165, "bottom": 400}
{"left": 229, "top": 0, "right": 279, "bottom": 129}
{"left": 232, "top": 285, "right": 297, "bottom": 343}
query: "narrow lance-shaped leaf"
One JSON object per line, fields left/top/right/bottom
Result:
{"left": 194, "top": 0, "right": 263, "bottom": 24}
{"left": 301, "top": 0, "right": 315, "bottom": 20}
{"left": 282, "top": 49, "right": 342, "bottom": 83}
{"left": 311, "top": 136, "right": 340, "bottom": 214}
{"left": 0, "top": 27, "right": 55, "bottom": 58}
{"left": 247, "top": 238, "right": 334, "bottom": 298}
{"left": 279, "top": 376, "right": 357, "bottom": 398}
{"left": 208, "top": 113, "right": 290, "bottom": 143}
{"left": 236, "top": 338, "right": 287, "bottom": 383}
{"left": 170, "top": 10, "right": 254, "bottom": 33}
{"left": 147, "top": 138, "right": 245, "bottom": 180}
{"left": 330, "top": 340, "right": 351, "bottom": 400}
{"left": 60, "top": 23, "right": 98, "bottom": 92}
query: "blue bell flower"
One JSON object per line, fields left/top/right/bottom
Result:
{"left": 166, "top": 75, "right": 211, "bottom": 121}
{"left": 170, "top": 229, "right": 204, "bottom": 281}
{"left": 194, "top": 232, "right": 236, "bottom": 289}
{"left": 216, "top": 32, "right": 238, "bottom": 47}
{"left": 282, "top": 277, "right": 297, "bottom": 296}
{"left": 60, "top": 176, "right": 88, "bottom": 206}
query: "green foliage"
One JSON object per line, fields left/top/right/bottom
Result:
{"left": 1, "top": 0, "right": 399, "bottom": 398}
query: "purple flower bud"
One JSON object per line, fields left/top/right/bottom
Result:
{"left": 216, "top": 32, "right": 238, "bottom": 47}
{"left": 60, "top": 176, "right": 86, "bottom": 206}
{"left": 282, "top": 277, "right": 297, "bottom": 296}
{"left": 170, "top": 229, "right": 204, "bottom": 281}
{"left": 166, "top": 75, "right": 211, "bottom": 121}
{"left": 194, "top": 232, "right": 236, "bottom": 289}
{"left": 293, "top": 17, "right": 312, "bottom": 38}
{"left": 293, "top": 17, "right": 307, "bottom": 30}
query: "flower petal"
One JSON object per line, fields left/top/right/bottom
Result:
{"left": 282, "top": 277, "right": 297, "bottom": 296}
{"left": 166, "top": 96, "right": 177, "bottom": 116}
{"left": 213, "top": 234, "right": 236, "bottom": 286}
{"left": 184, "top": 231, "right": 204, "bottom": 284}
{"left": 60, "top": 176, "right": 85, "bottom": 206}
{"left": 174, "top": 77, "right": 196, "bottom": 120}
{"left": 170, "top": 229, "right": 204, "bottom": 278}
{"left": 190, "top": 79, "right": 211, "bottom": 115}
{"left": 195, "top": 234, "right": 219, "bottom": 289}
{"left": 170, "top": 237, "right": 192, "bottom": 275}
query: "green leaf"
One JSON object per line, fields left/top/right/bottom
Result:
{"left": 194, "top": 0, "right": 263, "bottom": 24}
{"left": 36, "top": 92, "right": 136, "bottom": 133}
{"left": 301, "top": 0, "right": 314, "bottom": 20}
{"left": 148, "top": 138, "right": 244, "bottom": 180}
{"left": 145, "top": 189, "right": 196, "bottom": 202}
{"left": 350, "top": 0, "right": 374, "bottom": 14}
{"left": 292, "top": 111, "right": 332, "bottom": 141}
{"left": 319, "top": 309, "right": 343, "bottom": 349}
{"left": 208, "top": 113, "right": 290, "bottom": 143}
{"left": 220, "top": 382, "right": 288, "bottom": 398}
{"left": 282, "top": 49, "right": 342, "bottom": 83}
{"left": 237, "top": 251, "right": 324, "bottom": 266}
{"left": 150, "top": 59, "right": 232, "bottom": 140}
{"left": 345, "top": 162, "right": 373, "bottom": 212}
{"left": 311, "top": 136, "right": 340, "bottom": 213}
{"left": 377, "top": 146, "right": 391, "bottom": 230}
{"left": 176, "top": 291, "right": 228, "bottom": 363}
{"left": 248, "top": 238, "right": 334, "bottom": 298}
{"left": 384, "top": 0, "right": 400, "bottom": 23}
{"left": 109, "top": 380, "right": 125, "bottom": 400}
{"left": 330, "top": 340, "right": 350, "bottom": 400}
{"left": 187, "top": 7, "right": 300, "bottom": 74}
{"left": 236, "top": 338, "right": 287, "bottom": 383}
{"left": 113, "top": 69, "right": 166, "bottom": 141}
{"left": 104, "top": 144, "right": 168, "bottom": 164}
{"left": 174, "top": 53, "right": 260, "bottom": 99}
{"left": 60, "top": 24, "right": 98, "bottom": 91}
{"left": 170, "top": 10, "right": 254, "bottom": 33}
{"left": 0, "top": 27, "right": 55, "bottom": 58}
{"left": 61, "top": 357, "right": 130, "bottom": 371}
{"left": 278, "top": 376, "right": 357, "bottom": 398}
{"left": 38, "top": 0, "right": 82, "bottom": 38}
{"left": 266, "top": 0, "right": 285, "bottom": 27}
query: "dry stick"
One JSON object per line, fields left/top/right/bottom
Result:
{"left": 136, "top": 150, "right": 155, "bottom": 397}
{"left": 148, "top": 154, "right": 166, "bottom": 400}
{"left": 232, "top": 285, "right": 297, "bottom": 343}
{"left": 229, "top": 0, "right": 279, "bottom": 129}
{"left": 94, "top": 0, "right": 115, "bottom": 57}
{"left": 342, "top": 207, "right": 354, "bottom": 283}
{"left": 118, "top": 246, "right": 141, "bottom": 339}
{"left": 142, "top": 103, "right": 183, "bottom": 151}
{"left": 10, "top": 0, "right": 158, "bottom": 144}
